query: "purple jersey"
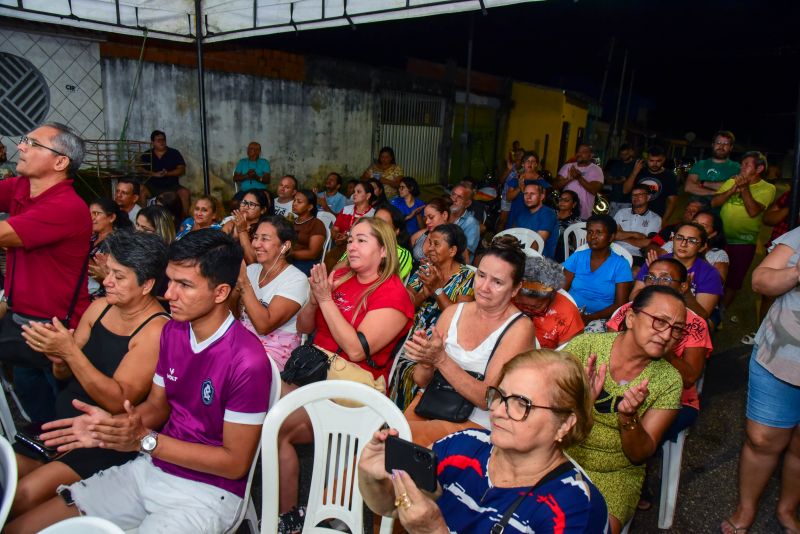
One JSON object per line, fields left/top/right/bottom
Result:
{"left": 153, "top": 315, "right": 270, "bottom": 497}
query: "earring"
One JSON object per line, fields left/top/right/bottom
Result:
{"left": 556, "top": 436, "right": 563, "bottom": 443}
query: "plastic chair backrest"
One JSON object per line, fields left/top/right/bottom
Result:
{"left": 316, "top": 211, "right": 337, "bottom": 230}
{"left": 227, "top": 356, "right": 282, "bottom": 534}
{"left": 574, "top": 242, "right": 634, "bottom": 267}
{"left": 0, "top": 436, "right": 16, "bottom": 528}
{"left": 39, "top": 516, "right": 125, "bottom": 533}
{"left": 322, "top": 224, "right": 332, "bottom": 255}
{"left": 260, "top": 381, "right": 412, "bottom": 534}
{"left": 495, "top": 227, "right": 544, "bottom": 256}
{"left": 563, "top": 222, "right": 587, "bottom": 260}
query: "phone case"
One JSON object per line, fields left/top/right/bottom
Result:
{"left": 384, "top": 436, "right": 438, "bottom": 493}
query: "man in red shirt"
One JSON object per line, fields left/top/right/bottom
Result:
{"left": 0, "top": 122, "right": 91, "bottom": 422}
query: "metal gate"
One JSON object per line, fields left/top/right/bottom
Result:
{"left": 376, "top": 91, "right": 445, "bottom": 185}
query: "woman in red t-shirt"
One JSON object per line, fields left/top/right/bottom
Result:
{"left": 277, "top": 217, "right": 414, "bottom": 530}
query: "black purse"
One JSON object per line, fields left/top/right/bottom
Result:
{"left": 280, "top": 345, "right": 332, "bottom": 386}
{"left": 15, "top": 422, "right": 60, "bottom": 462}
{"left": 414, "top": 314, "right": 524, "bottom": 423}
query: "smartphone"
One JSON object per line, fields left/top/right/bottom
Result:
{"left": 384, "top": 435, "right": 438, "bottom": 493}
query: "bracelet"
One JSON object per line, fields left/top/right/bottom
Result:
{"left": 619, "top": 413, "right": 640, "bottom": 431}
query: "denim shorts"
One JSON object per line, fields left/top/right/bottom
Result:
{"left": 746, "top": 345, "right": 800, "bottom": 428}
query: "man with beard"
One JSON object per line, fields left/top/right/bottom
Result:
{"left": 554, "top": 144, "right": 604, "bottom": 220}
{"left": 685, "top": 131, "right": 740, "bottom": 196}
{"left": 604, "top": 143, "right": 637, "bottom": 215}
{"left": 614, "top": 183, "right": 662, "bottom": 267}
{"left": 623, "top": 145, "right": 678, "bottom": 222}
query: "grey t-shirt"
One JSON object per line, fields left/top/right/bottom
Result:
{"left": 754, "top": 226, "right": 800, "bottom": 385}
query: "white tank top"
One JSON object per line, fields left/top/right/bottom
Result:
{"left": 444, "top": 303, "right": 522, "bottom": 428}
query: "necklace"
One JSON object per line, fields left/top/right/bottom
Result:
{"left": 294, "top": 215, "right": 313, "bottom": 225}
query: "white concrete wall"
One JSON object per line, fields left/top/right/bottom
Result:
{"left": 102, "top": 58, "right": 376, "bottom": 199}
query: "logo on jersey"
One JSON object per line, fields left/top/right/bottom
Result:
{"left": 167, "top": 368, "right": 178, "bottom": 382}
{"left": 201, "top": 378, "right": 215, "bottom": 405}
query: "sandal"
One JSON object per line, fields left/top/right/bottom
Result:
{"left": 729, "top": 315, "right": 740, "bottom": 324}
{"left": 740, "top": 332, "right": 756, "bottom": 345}
{"left": 720, "top": 518, "right": 749, "bottom": 534}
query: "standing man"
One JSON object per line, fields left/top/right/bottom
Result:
{"left": 0, "top": 123, "right": 91, "bottom": 422}
{"left": 711, "top": 151, "right": 775, "bottom": 315}
{"left": 273, "top": 175, "right": 298, "bottom": 218}
{"left": 511, "top": 182, "right": 559, "bottom": 258}
{"left": 554, "top": 144, "right": 604, "bottom": 220}
{"left": 449, "top": 184, "right": 480, "bottom": 262}
{"left": 604, "top": 143, "right": 637, "bottom": 215}
{"left": 139, "top": 130, "right": 189, "bottom": 216}
{"left": 115, "top": 176, "right": 141, "bottom": 223}
{"left": 685, "top": 131, "right": 740, "bottom": 197}
{"left": 623, "top": 145, "right": 679, "bottom": 222}
{"left": 232, "top": 141, "right": 270, "bottom": 199}
{"left": 614, "top": 183, "right": 662, "bottom": 267}
{"left": 316, "top": 172, "right": 347, "bottom": 214}
{"left": 27, "top": 230, "right": 271, "bottom": 533}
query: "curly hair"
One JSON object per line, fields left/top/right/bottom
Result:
{"left": 520, "top": 256, "right": 566, "bottom": 298}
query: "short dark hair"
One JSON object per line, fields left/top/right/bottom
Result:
{"left": 586, "top": 213, "right": 617, "bottom": 235}
{"left": 258, "top": 215, "right": 297, "bottom": 245}
{"left": 648, "top": 257, "right": 688, "bottom": 283}
{"left": 523, "top": 181, "right": 545, "bottom": 194}
{"left": 242, "top": 189, "right": 270, "bottom": 211}
{"left": 118, "top": 176, "right": 141, "bottom": 195}
{"left": 150, "top": 130, "right": 166, "bottom": 142}
{"left": 715, "top": 130, "right": 735, "bottom": 145}
{"left": 375, "top": 203, "right": 410, "bottom": 248}
{"left": 647, "top": 145, "right": 666, "bottom": 158}
{"left": 378, "top": 146, "right": 396, "bottom": 164}
{"left": 328, "top": 172, "right": 343, "bottom": 187}
{"left": 619, "top": 143, "right": 633, "bottom": 152}
{"left": 282, "top": 175, "right": 298, "bottom": 190}
{"left": 485, "top": 234, "right": 527, "bottom": 285}
{"left": 430, "top": 223, "right": 467, "bottom": 259}
{"left": 104, "top": 230, "right": 168, "bottom": 286}
{"left": 168, "top": 229, "right": 242, "bottom": 289}
{"left": 400, "top": 176, "right": 420, "bottom": 197}
{"left": 632, "top": 284, "right": 685, "bottom": 309}
{"left": 741, "top": 151, "right": 768, "bottom": 175}
{"left": 296, "top": 188, "right": 318, "bottom": 216}
{"left": 91, "top": 197, "right": 133, "bottom": 231}
{"left": 630, "top": 183, "right": 651, "bottom": 198}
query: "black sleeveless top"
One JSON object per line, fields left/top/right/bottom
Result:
{"left": 54, "top": 305, "right": 169, "bottom": 418}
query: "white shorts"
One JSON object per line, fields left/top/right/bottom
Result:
{"left": 60, "top": 455, "right": 242, "bottom": 534}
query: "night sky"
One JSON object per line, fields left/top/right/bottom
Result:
{"left": 250, "top": 0, "right": 800, "bottom": 154}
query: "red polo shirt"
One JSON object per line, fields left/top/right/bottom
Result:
{"left": 0, "top": 177, "right": 91, "bottom": 328}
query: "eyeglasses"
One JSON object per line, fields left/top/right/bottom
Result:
{"left": 19, "top": 136, "right": 68, "bottom": 158}
{"left": 643, "top": 274, "right": 678, "bottom": 286}
{"left": 713, "top": 141, "right": 732, "bottom": 147}
{"left": 486, "top": 386, "right": 569, "bottom": 422}
{"left": 673, "top": 234, "right": 701, "bottom": 246}
{"left": 634, "top": 308, "right": 687, "bottom": 340}
{"left": 240, "top": 200, "right": 261, "bottom": 209}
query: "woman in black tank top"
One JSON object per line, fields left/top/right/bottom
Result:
{"left": 7, "top": 231, "right": 169, "bottom": 528}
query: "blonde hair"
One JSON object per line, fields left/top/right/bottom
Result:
{"left": 338, "top": 217, "right": 399, "bottom": 323}
{"left": 498, "top": 349, "right": 593, "bottom": 449}
{"left": 195, "top": 195, "right": 221, "bottom": 222}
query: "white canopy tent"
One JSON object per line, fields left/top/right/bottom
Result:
{"left": 0, "top": 0, "right": 537, "bottom": 43}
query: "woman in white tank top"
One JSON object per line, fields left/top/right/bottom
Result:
{"left": 403, "top": 236, "right": 536, "bottom": 445}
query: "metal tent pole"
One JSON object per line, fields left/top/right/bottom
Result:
{"left": 195, "top": 0, "right": 210, "bottom": 195}
{"left": 790, "top": 83, "right": 800, "bottom": 230}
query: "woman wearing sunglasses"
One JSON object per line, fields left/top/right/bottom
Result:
{"left": 564, "top": 285, "right": 685, "bottom": 533}
{"left": 632, "top": 222, "right": 723, "bottom": 320}
{"left": 359, "top": 350, "right": 609, "bottom": 533}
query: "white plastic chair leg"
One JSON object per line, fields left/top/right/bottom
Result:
{"left": 242, "top": 497, "right": 258, "bottom": 534}
{"left": 621, "top": 516, "right": 632, "bottom": 533}
{"left": 658, "top": 429, "right": 687, "bottom": 529}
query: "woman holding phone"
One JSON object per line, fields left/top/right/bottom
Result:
{"left": 359, "top": 349, "right": 609, "bottom": 533}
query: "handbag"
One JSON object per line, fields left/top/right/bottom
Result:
{"left": 414, "top": 314, "right": 524, "bottom": 423}
{"left": 15, "top": 422, "right": 60, "bottom": 462}
{"left": 280, "top": 345, "right": 332, "bottom": 386}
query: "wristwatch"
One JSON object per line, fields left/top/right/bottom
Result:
{"left": 434, "top": 287, "right": 444, "bottom": 297}
{"left": 140, "top": 431, "right": 158, "bottom": 454}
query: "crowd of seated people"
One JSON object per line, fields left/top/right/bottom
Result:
{"left": 4, "top": 128, "right": 798, "bottom": 534}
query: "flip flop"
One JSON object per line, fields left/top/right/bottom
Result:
{"left": 720, "top": 518, "right": 749, "bottom": 534}
{"left": 741, "top": 332, "right": 756, "bottom": 345}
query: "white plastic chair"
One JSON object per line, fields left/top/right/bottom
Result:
{"left": 621, "top": 517, "right": 632, "bottom": 534}
{"left": 0, "top": 367, "right": 31, "bottom": 441}
{"left": 0, "top": 435, "right": 17, "bottom": 528}
{"left": 40, "top": 516, "right": 125, "bottom": 533}
{"left": 574, "top": 242, "right": 634, "bottom": 267}
{"left": 495, "top": 227, "right": 545, "bottom": 256}
{"left": 260, "top": 380, "right": 412, "bottom": 534}
{"left": 562, "top": 222, "right": 587, "bottom": 260}
{"left": 321, "top": 223, "right": 332, "bottom": 255}
{"left": 657, "top": 375, "right": 704, "bottom": 529}
{"left": 316, "top": 211, "right": 336, "bottom": 230}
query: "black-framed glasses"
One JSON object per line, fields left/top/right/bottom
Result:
{"left": 673, "top": 234, "right": 701, "bottom": 246}
{"left": 643, "top": 274, "right": 677, "bottom": 286}
{"left": 486, "top": 386, "right": 570, "bottom": 422}
{"left": 634, "top": 308, "right": 687, "bottom": 340}
{"left": 19, "top": 136, "right": 68, "bottom": 158}
{"left": 240, "top": 200, "right": 261, "bottom": 209}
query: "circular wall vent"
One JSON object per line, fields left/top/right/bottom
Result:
{"left": 0, "top": 52, "right": 50, "bottom": 137}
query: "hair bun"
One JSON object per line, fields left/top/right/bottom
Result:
{"left": 491, "top": 234, "right": 524, "bottom": 252}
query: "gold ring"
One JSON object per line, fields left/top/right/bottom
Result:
{"left": 394, "top": 493, "right": 411, "bottom": 510}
